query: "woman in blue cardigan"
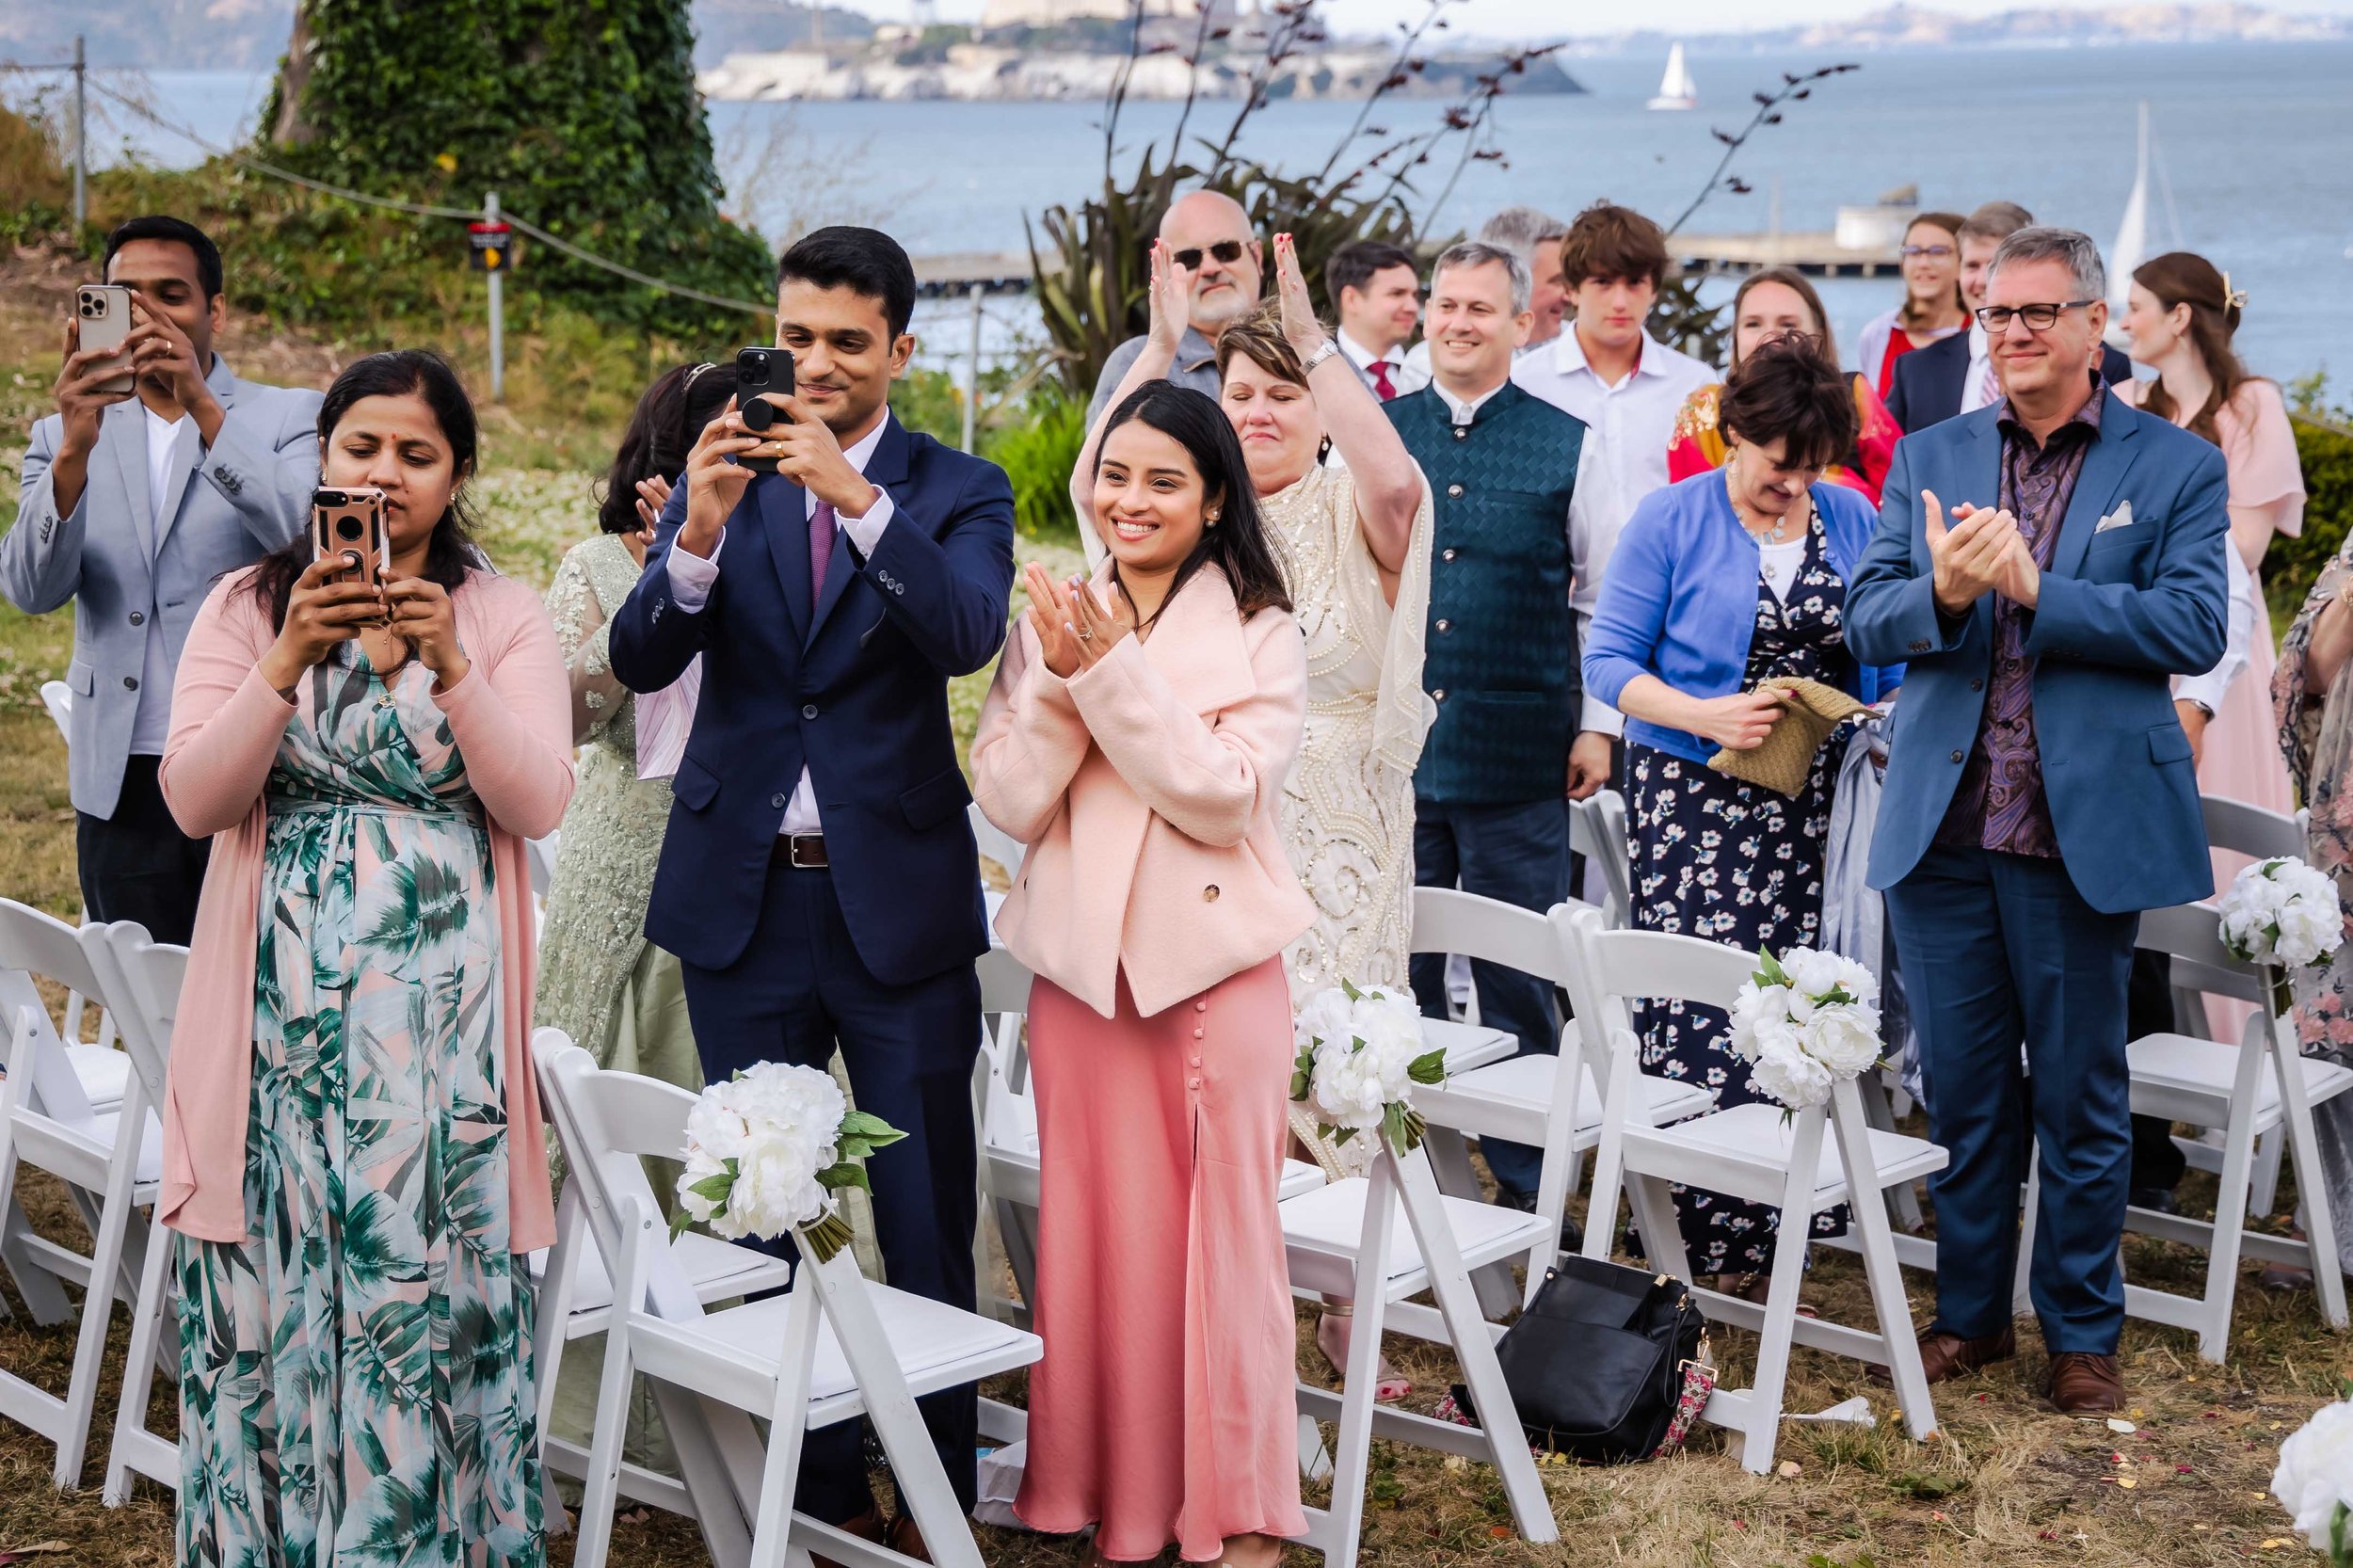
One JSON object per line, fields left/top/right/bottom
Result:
{"left": 1583, "top": 337, "right": 1904, "bottom": 1296}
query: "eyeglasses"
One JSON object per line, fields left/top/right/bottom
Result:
{"left": 1976, "top": 299, "right": 2096, "bottom": 333}
{"left": 1900, "top": 243, "right": 1956, "bottom": 260}
{"left": 1171, "top": 240, "right": 1248, "bottom": 270}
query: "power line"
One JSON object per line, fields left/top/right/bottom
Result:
{"left": 72, "top": 73, "right": 774, "bottom": 316}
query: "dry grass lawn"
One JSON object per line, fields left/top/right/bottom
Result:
{"left": 0, "top": 246, "right": 2346, "bottom": 1567}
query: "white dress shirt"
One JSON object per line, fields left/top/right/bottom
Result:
{"left": 1959, "top": 320, "right": 1999, "bottom": 415}
{"left": 2174, "top": 545, "right": 2252, "bottom": 718}
{"left": 131, "top": 404, "right": 192, "bottom": 755}
{"left": 663, "top": 415, "right": 895, "bottom": 835}
{"left": 1433, "top": 374, "right": 1606, "bottom": 721}
{"left": 1512, "top": 328, "right": 1714, "bottom": 733}
{"left": 1339, "top": 328, "right": 1428, "bottom": 399}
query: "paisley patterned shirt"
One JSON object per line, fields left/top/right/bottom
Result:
{"left": 1935, "top": 383, "right": 2105, "bottom": 857}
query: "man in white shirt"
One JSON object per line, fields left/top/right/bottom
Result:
{"left": 610, "top": 227, "right": 1016, "bottom": 1544}
{"left": 1324, "top": 237, "right": 1427, "bottom": 400}
{"left": 1512, "top": 200, "right": 1715, "bottom": 794}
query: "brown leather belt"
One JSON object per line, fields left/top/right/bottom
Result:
{"left": 772, "top": 833, "right": 829, "bottom": 870}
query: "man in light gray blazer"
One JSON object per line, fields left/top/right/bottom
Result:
{"left": 4, "top": 216, "right": 318, "bottom": 942}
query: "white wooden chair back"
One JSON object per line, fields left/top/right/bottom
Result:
{"left": 2136, "top": 902, "right": 2271, "bottom": 1005}
{"left": 39, "top": 680, "right": 72, "bottom": 743}
{"left": 2201, "top": 795, "right": 2303, "bottom": 861}
{"left": 0, "top": 899, "right": 109, "bottom": 1127}
{"left": 84, "top": 924, "right": 183, "bottom": 1118}
{"left": 968, "top": 802, "right": 1025, "bottom": 885}
{"left": 1569, "top": 789, "right": 1635, "bottom": 929}
{"left": 525, "top": 830, "right": 559, "bottom": 900}
{"left": 536, "top": 1032, "right": 708, "bottom": 1322}
{"left": 1409, "top": 886, "right": 1573, "bottom": 984}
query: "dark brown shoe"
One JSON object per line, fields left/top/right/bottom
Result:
{"left": 1871, "top": 1324, "right": 2016, "bottom": 1385}
{"left": 886, "top": 1512, "right": 935, "bottom": 1564}
{"left": 813, "top": 1507, "right": 887, "bottom": 1568}
{"left": 2047, "top": 1352, "right": 2125, "bottom": 1413}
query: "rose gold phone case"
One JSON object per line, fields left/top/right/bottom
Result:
{"left": 311, "top": 488, "right": 389, "bottom": 589}
{"left": 75, "top": 285, "right": 134, "bottom": 395}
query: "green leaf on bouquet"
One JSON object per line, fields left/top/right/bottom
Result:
{"left": 837, "top": 1112, "right": 906, "bottom": 1160}
{"left": 1406, "top": 1048, "right": 1448, "bottom": 1085}
{"left": 1289, "top": 1069, "right": 1311, "bottom": 1101}
{"left": 814, "top": 1160, "right": 872, "bottom": 1193}
{"left": 684, "top": 1171, "right": 735, "bottom": 1204}
{"left": 1755, "top": 949, "right": 1790, "bottom": 988}
{"left": 1383, "top": 1101, "right": 1409, "bottom": 1156}
{"left": 1340, "top": 977, "right": 1365, "bottom": 1003}
{"left": 669, "top": 1209, "right": 695, "bottom": 1240}
{"left": 1331, "top": 1125, "right": 1357, "bottom": 1147}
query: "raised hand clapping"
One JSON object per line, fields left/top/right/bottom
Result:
{"left": 1271, "top": 232, "right": 1328, "bottom": 359}
{"left": 1144, "top": 239, "right": 1193, "bottom": 359}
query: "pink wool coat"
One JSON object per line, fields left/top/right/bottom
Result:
{"left": 156, "top": 566, "right": 574, "bottom": 1253}
{"left": 972, "top": 562, "right": 1315, "bottom": 1019}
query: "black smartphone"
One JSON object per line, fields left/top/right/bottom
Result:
{"left": 734, "top": 347, "right": 795, "bottom": 474}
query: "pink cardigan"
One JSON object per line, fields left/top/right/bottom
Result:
{"left": 157, "top": 567, "right": 575, "bottom": 1253}
{"left": 972, "top": 562, "right": 1314, "bottom": 1019}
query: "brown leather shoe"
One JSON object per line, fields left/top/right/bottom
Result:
{"left": 812, "top": 1507, "right": 887, "bottom": 1568}
{"left": 2047, "top": 1352, "right": 2126, "bottom": 1413}
{"left": 886, "top": 1512, "right": 935, "bottom": 1564}
{"left": 1871, "top": 1324, "right": 2016, "bottom": 1385}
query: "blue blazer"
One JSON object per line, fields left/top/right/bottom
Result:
{"left": 1582, "top": 472, "right": 1905, "bottom": 766}
{"left": 608, "top": 413, "right": 1017, "bottom": 982}
{"left": 1846, "top": 389, "right": 2230, "bottom": 915}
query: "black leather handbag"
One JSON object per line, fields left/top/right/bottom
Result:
{"left": 1448, "top": 1255, "right": 1710, "bottom": 1464}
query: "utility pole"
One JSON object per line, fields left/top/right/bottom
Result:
{"left": 485, "top": 190, "right": 504, "bottom": 403}
{"left": 71, "top": 35, "right": 86, "bottom": 230}
{"left": 961, "top": 281, "right": 984, "bottom": 454}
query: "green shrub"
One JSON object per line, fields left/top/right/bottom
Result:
{"left": 2265, "top": 412, "right": 2353, "bottom": 632}
{"left": 982, "top": 389, "right": 1087, "bottom": 548}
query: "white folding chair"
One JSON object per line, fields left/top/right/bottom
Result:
{"left": 1569, "top": 788, "right": 1635, "bottom": 931}
{"left": 1279, "top": 1138, "right": 1559, "bottom": 1563}
{"left": 1410, "top": 889, "right": 1712, "bottom": 1305}
{"left": 80, "top": 921, "right": 186, "bottom": 1503}
{"left": 539, "top": 1032, "right": 1041, "bottom": 1568}
{"left": 2018, "top": 902, "right": 2351, "bottom": 1363}
{"left": 967, "top": 802, "right": 1025, "bottom": 931}
{"left": 36, "top": 681, "right": 115, "bottom": 1059}
{"left": 0, "top": 901, "right": 160, "bottom": 1489}
{"left": 1564, "top": 907, "right": 1945, "bottom": 1475}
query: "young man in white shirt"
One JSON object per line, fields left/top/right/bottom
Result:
{"left": 1324, "top": 238, "right": 1426, "bottom": 400}
{"left": 1511, "top": 200, "right": 1714, "bottom": 795}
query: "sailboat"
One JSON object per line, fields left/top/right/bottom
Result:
{"left": 2106, "top": 101, "right": 2184, "bottom": 344}
{"left": 1647, "top": 42, "right": 1697, "bottom": 111}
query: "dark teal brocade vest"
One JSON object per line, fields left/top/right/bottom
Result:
{"left": 1386, "top": 381, "right": 1588, "bottom": 807}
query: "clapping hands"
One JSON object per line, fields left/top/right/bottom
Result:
{"left": 1271, "top": 232, "right": 1327, "bottom": 359}
{"left": 1023, "top": 563, "right": 1134, "bottom": 679}
{"left": 1144, "top": 240, "right": 1193, "bottom": 359}
{"left": 1926, "top": 488, "right": 2040, "bottom": 615}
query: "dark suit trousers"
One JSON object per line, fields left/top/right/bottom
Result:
{"left": 680, "top": 859, "right": 983, "bottom": 1521}
{"left": 1409, "top": 797, "right": 1573, "bottom": 1197}
{"left": 76, "top": 754, "right": 209, "bottom": 945}
{"left": 1884, "top": 843, "right": 2138, "bottom": 1352}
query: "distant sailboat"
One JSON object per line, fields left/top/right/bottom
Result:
{"left": 2106, "top": 101, "right": 2184, "bottom": 343}
{"left": 1648, "top": 43, "right": 1697, "bottom": 111}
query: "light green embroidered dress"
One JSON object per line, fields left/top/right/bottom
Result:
{"left": 176, "top": 646, "right": 542, "bottom": 1567}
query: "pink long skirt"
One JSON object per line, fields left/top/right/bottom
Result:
{"left": 1014, "top": 956, "right": 1307, "bottom": 1561}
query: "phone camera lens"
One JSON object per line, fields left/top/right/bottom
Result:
{"left": 337, "top": 518, "right": 363, "bottom": 541}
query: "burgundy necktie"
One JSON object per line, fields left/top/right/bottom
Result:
{"left": 808, "top": 499, "right": 836, "bottom": 601}
{"left": 1370, "top": 360, "right": 1398, "bottom": 401}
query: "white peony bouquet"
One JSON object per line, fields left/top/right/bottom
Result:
{"left": 673, "top": 1061, "right": 904, "bottom": 1262}
{"left": 1291, "top": 980, "right": 1449, "bottom": 1156}
{"left": 2219, "top": 858, "right": 2347, "bottom": 1004}
{"left": 1725, "top": 946, "right": 1885, "bottom": 1112}
{"left": 2272, "top": 1386, "right": 2353, "bottom": 1562}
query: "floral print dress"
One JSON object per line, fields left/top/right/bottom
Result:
{"left": 177, "top": 646, "right": 543, "bottom": 1567}
{"left": 1625, "top": 511, "right": 1855, "bottom": 1277}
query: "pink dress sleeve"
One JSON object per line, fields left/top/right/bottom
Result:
{"left": 2220, "top": 379, "right": 2308, "bottom": 528}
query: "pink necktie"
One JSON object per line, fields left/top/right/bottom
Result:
{"left": 1370, "top": 360, "right": 1398, "bottom": 401}
{"left": 809, "top": 499, "right": 837, "bottom": 600}
{"left": 1977, "top": 357, "right": 2000, "bottom": 410}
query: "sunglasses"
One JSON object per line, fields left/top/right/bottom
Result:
{"left": 1170, "top": 240, "right": 1248, "bottom": 270}
{"left": 1900, "top": 243, "right": 1956, "bottom": 260}
{"left": 1975, "top": 300, "right": 2096, "bottom": 333}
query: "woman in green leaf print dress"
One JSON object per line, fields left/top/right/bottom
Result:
{"left": 158, "top": 350, "right": 573, "bottom": 1566}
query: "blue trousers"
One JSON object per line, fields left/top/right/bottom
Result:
{"left": 1409, "top": 797, "right": 1572, "bottom": 1197}
{"left": 680, "top": 861, "right": 983, "bottom": 1521}
{"left": 1883, "top": 843, "right": 2138, "bottom": 1352}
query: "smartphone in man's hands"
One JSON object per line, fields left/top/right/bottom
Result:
{"left": 735, "top": 347, "right": 795, "bottom": 474}
{"left": 74, "top": 284, "right": 135, "bottom": 395}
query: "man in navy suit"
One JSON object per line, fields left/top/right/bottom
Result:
{"left": 610, "top": 226, "right": 1016, "bottom": 1544}
{"left": 1849, "top": 228, "right": 2228, "bottom": 1415}
{"left": 1887, "top": 200, "right": 2131, "bottom": 432}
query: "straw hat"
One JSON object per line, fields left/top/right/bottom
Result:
{"left": 1706, "top": 678, "right": 1867, "bottom": 797}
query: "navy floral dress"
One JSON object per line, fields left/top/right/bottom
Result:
{"left": 1625, "top": 510, "right": 1856, "bottom": 1278}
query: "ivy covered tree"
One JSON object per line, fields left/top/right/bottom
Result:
{"left": 259, "top": 0, "right": 774, "bottom": 333}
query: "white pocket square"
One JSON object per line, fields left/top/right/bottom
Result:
{"left": 2094, "top": 501, "right": 2137, "bottom": 534}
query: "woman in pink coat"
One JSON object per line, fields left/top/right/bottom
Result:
{"left": 973, "top": 381, "right": 1313, "bottom": 1565}
{"left": 160, "top": 350, "right": 573, "bottom": 1564}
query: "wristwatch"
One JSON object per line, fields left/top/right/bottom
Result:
{"left": 1301, "top": 337, "right": 1342, "bottom": 376}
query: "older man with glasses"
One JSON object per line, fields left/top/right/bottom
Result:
{"left": 1086, "top": 188, "right": 1265, "bottom": 423}
{"left": 1849, "top": 226, "right": 2231, "bottom": 1415}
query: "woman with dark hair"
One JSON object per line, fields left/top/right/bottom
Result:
{"left": 2120, "top": 251, "right": 2303, "bottom": 820}
{"left": 1585, "top": 336, "right": 1905, "bottom": 1296}
{"left": 159, "top": 348, "right": 572, "bottom": 1563}
{"left": 1856, "top": 211, "right": 1969, "bottom": 398}
{"left": 974, "top": 379, "right": 1310, "bottom": 1566}
{"left": 1667, "top": 265, "right": 1903, "bottom": 504}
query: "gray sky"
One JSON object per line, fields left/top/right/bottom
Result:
{"left": 854, "top": 0, "right": 2353, "bottom": 35}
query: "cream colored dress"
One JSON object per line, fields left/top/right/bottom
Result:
{"left": 1262, "top": 461, "right": 1434, "bottom": 1175}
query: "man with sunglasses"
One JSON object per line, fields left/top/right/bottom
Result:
{"left": 1085, "top": 189, "right": 1263, "bottom": 424}
{"left": 1849, "top": 226, "right": 2230, "bottom": 1417}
